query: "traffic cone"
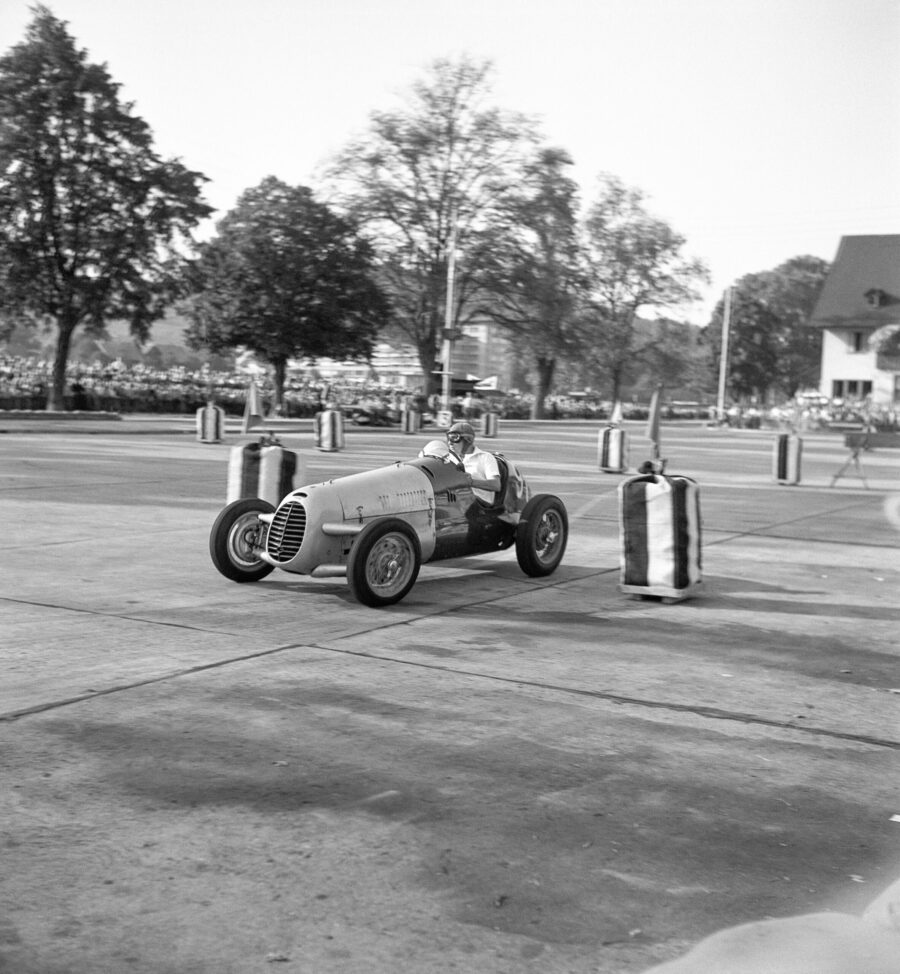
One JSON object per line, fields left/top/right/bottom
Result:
{"left": 242, "top": 380, "right": 265, "bottom": 433}
{"left": 609, "top": 400, "right": 623, "bottom": 425}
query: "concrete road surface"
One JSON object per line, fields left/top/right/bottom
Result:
{"left": 1, "top": 418, "right": 899, "bottom": 973}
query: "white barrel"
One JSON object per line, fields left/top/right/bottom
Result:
{"left": 618, "top": 473, "right": 702, "bottom": 601}
{"left": 773, "top": 433, "right": 802, "bottom": 485}
{"left": 481, "top": 412, "right": 499, "bottom": 438}
{"left": 227, "top": 441, "right": 300, "bottom": 506}
{"left": 401, "top": 409, "right": 421, "bottom": 434}
{"left": 258, "top": 444, "right": 299, "bottom": 506}
{"left": 227, "top": 442, "right": 261, "bottom": 503}
{"left": 196, "top": 404, "right": 225, "bottom": 443}
{"left": 315, "top": 409, "right": 345, "bottom": 452}
{"left": 598, "top": 426, "right": 628, "bottom": 473}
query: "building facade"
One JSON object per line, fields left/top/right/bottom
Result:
{"left": 811, "top": 235, "right": 900, "bottom": 405}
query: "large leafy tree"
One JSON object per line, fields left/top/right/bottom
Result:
{"left": 580, "top": 174, "right": 709, "bottom": 403}
{"left": 631, "top": 317, "right": 710, "bottom": 399}
{"left": 705, "top": 255, "right": 829, "bottom": 401}
{"left": 184, "top": 177, "right": 390, "bottom": 409}
{"left": 325, "top": 56, "right": 537, "bottom": 397}
{"left": 475, "top": 147, "right": 585, "bottom": 417}
{"left": 0, "top": 6, "right": 212, "bottom": 410}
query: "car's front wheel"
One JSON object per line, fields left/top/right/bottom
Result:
{"left": 515, "top": 494, "right": 568, "bottom": 577}
{"left": 210, "top": 498, "right": 276, "bottom": 582}
{"left": 347, "top": 518, "right": 421, "bottom": 607}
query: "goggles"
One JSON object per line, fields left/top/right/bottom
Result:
{"left": 447, "top": 433, "right": 465, "bottom": 443}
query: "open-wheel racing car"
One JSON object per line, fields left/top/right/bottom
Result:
{"left": 209, "top": 447, "right": 568, "bottom": 607}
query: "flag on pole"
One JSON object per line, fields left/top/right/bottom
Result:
{"left": 609, "top": 400, "right": 623, "bottom": 425}
{"left": 646, "top": 385, "right": 663, "bottom": 460}
{"left": 242, "top": 380, "right": 266, "bottom": 433}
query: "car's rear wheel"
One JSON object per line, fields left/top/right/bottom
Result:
{"left": 210, "top": 498, "right": 276, "bottom": 582}
{"left": 515, "top": 494, "right": 568, "bottom": 577}
{"left": 347, "top": 518, "right": 421, "bottom": 607}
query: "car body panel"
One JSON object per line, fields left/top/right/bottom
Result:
{"left": 259, "top": 453, "right": 530, "bottom": 577}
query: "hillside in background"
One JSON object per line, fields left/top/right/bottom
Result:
{"left": 2, "top": 312, "right": 234, "bottom": 370}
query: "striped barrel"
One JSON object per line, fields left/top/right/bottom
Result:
{"left": 227, "top": 442, "right": 299, "bottom": 507}
{"left": 401, "top": 409, "right": 421, "bottom": 435}
{"left": 773, "top": 433, "right": 802, "bottom": 485}
{"left": 315, "top": 409, "right": 345, "bottom": 452}
{"left": 196, "top": 404, "right": 225, "bottom": 443}
{"left": 598, "top": 426, "right": 628, "bottom": 473}
{"left": 618, "top": 473, "right": 702, "bottom": 601}
{"left": 481, "top": 412, "right": 499, "bottom": 438}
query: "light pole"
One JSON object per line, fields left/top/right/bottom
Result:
{"left": 716, "top": 286, "right": 733, "bottom": 422}
{"left": 440, "top": 206, "right": 459, "bottom": 419}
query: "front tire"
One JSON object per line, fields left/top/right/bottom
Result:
{"left": 347, "top": 518, "right": 421, "bottom": 607}
{"left": 210, "top": 498, "right": 276, "bottom": 582}
{"left": 515, "top": 494, "right": 568, "bottom": 577}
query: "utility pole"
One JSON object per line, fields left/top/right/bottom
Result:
{"left": 440, "top": 207, "right": 458, "bottom": 419}
{"left": 716, "top": 286, "right": 733, "bottom": 422}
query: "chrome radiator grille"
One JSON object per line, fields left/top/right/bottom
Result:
{"left": 266, "top": 500, "right": 307, "bottom": 562}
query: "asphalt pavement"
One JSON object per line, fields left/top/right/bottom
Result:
{"left": 1, "top": 415, "right": 899, "bottom": 974}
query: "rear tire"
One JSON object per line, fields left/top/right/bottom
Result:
{"left": 515, "top": 494, "right": 568, "bottom": 577}
{"left": 210, "top": 498, "right": 276, "bottom": 582}
{"left": 347, "top": 518, "right": 421, "bottom": 607}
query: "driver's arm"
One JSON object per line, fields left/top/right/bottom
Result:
{"left": 464, "top": 470, "right": 501, "bottom": 492}
{"left": 464, "top": 453, "right": 501, "bottom": 493}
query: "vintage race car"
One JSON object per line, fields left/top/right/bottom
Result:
{"left": 209, "top": 447, "right": 568, "bottom": 607}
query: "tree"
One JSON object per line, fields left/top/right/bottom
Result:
{"left": 0, "top": 6, "right": 212, "bottom": 410}
{"left": 580, "top": 174, "right": 709, "bottom": 403}
{"left": 705, "top": 255, "right": 829, "bottom": 402}
{"left": 183, "top": 177, "right": 390, "bottom": 409}
{"left": 474, "top": 147, "right": 585, "bottom": 417}
{"left": 631, "top": 317, "right": 711, "bottom": 400}
{"left": 325, "top": 56, "right": 537, "bottom": 397}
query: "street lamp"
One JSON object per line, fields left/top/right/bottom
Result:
{"left": 440, "top": 206, "right": 459, "bottom": 420}
{"left": 716, "top": 286, "right": 733, "bottom": 422}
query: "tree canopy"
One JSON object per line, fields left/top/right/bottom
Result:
{"left": 325, "top": 56, "right": 537, "bottom": 396}
{"left": 474, "top": 147, "right": 585, "bottom": 417}
{"left": 183, "top": 177, "right": 391, "bottom": 408}
{"left": 706, "top": 255, "right": 830, "bottom": 401}
{"left": 0, "top": 5, "right": 212, "bottom": 409}
{"left": 578, "top": 174, "right": 709, "bottom": 403}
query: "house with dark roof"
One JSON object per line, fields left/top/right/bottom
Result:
{"left": 810, "top": 235, "right": 900, "bottom": 405}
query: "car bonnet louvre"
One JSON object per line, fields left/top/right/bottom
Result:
{"left": 266, "top": 500, "right": 307, "bottom": 562}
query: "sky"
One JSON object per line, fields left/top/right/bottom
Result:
{"left": 1, "top": 0, "right": 899, "bottom": 323}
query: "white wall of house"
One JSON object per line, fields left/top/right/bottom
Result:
{"left": 819, "top": 326, "right": 899, "bottom": 403}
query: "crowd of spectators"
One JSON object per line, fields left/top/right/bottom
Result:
{"left": 1, "top": 354, "right": 896, "bottom": 430}
{"left": 0, "top": 355, "right": 575, "bottom": 419}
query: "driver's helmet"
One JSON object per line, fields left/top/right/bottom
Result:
{"left": 446, "top": 421, "right": 475, "bottom": 450}
{"left": 419, "top": 439, "right": 450, "bottom": 459}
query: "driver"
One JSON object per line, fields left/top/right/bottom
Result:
{"left": 418, "top": 439, "right": 451, "bottom": 460}
{"left": 446, "top": 421, "right": 501, "bottom": 504}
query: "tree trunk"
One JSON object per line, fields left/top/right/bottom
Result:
{"left": 272, "top": 358, "right": 287, "bottom": 413}
{"left": 530, "top": 357, "right": 556, "bottom": 419}
{"left": 416, "top": 341, "right": 441, "bottom": 400}
{"left": 47, "top": 320, "right": 75, "bottom": 412}
{"left": 609, "top": 364, "right": 624, "bottom": 406}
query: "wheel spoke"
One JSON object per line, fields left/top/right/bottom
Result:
{"left": 367, "top": 536, "right": 413, "bottom": 594}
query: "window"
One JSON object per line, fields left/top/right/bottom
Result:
{"left": 832, "top": 379, "right": 872, "bottom": 400}
{"left": 851, "top": 331, "right": 866, "bottom": 352}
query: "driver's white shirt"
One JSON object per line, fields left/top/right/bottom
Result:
{"left": 460, "top": 447, "right": 500, "bottom": 504}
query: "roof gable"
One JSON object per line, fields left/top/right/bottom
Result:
{"left": 810, "top": 235, "right": 900, "bottom": 328}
